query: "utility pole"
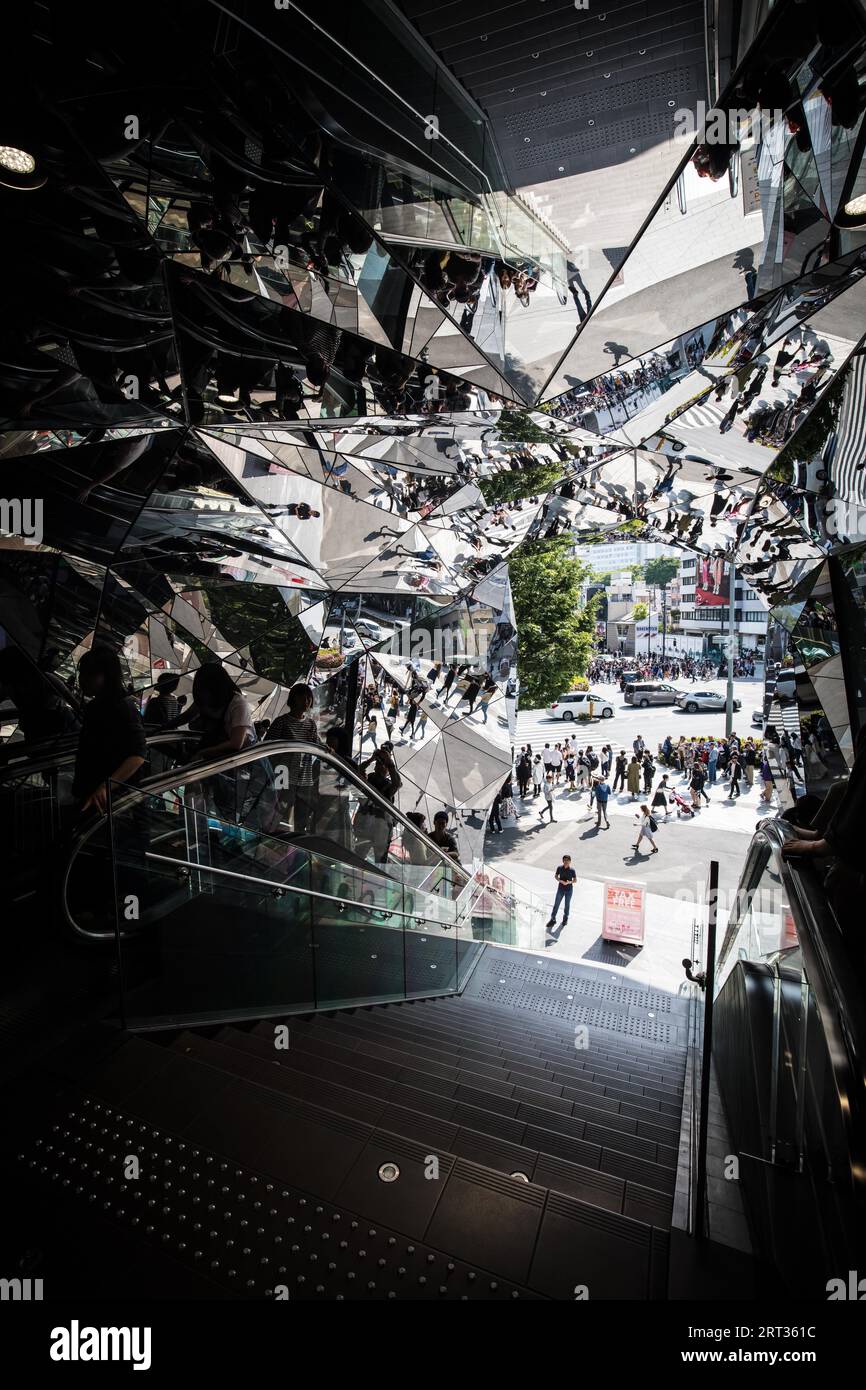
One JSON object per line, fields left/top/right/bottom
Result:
{"left": 661, "top": 585, "right": 667, "bottom": 665}
{"left": 725, "top": 559, "right": 737, "bottom": 737}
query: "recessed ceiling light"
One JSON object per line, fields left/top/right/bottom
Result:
{"left": 586, "top": 50, "right": 594, "bottom": 57}
{"left": 524, "top": 137, "right": 531, "bottom": 143}
{"left": 0, "top": 143, "right": 45, "bottom": 191}
{"left": 668, "top": 99, "right": 676, "bottom": 107}
{"left": 604, "top": 73, "right": 611, "bottom": 78}
{"left": 630, "top": 146, "right": 636, "bottom": 153}
{"left": 532, "top": 52, "right": 539, "bottom": 58}
{"left": 540, "top": 90, "right": 547, "bottom": 95}
{"left": 481, "top": 33, "right": 488, "bottom": 40}
{"left": 639, "top": 48, "right": 646, "bottom": 55}
{"left": 0, "top": 146, "right": 35, "bottom": 174}
{"left": 588, "top": 119, "right": 595, "bottom": 126}
{"left": 558, "top": 165, "right": 565, "bottom": 171}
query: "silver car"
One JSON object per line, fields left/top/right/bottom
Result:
{"left": 676, "top": 690, "right": 742, "bottom": 713}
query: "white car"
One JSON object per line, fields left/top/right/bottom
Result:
{"left": 354, "top": 618, "right": 384, "bottom": 641}
{"left": 675, "top": 690, "right": 742, "bottom": 713}
{"left": 548, "top": 691, "right": 614, "bottom": 721}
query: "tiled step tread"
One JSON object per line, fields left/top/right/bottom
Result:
{"left": 385, "top": 995, "right": 689, "bottom": 1065}
{"left": 233, "top": 1025, "right": 680, "bottom": 1156}
{"left": 299, "top": 1009, "right": 686, "bottom": 1093}
{"left": 181, "top": 1031, "right": 678, "bottom": 1179}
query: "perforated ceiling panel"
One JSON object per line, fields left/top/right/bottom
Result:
{"left": 395, "top": 0, "right": 707, "bottom": 185}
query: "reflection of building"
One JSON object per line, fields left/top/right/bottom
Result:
{"left": 573, "top": 540, "right": 679, "bottom": 571}
{"left": 678, "top": 556, "right": 768, "bottom": 653}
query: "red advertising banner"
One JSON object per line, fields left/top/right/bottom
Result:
{"left": 695, "top": 556, "right": 730, "bottom": 608}
{"left": 601, "top": 880, "right": 646, "bottom": 944}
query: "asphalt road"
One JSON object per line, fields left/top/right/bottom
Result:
{"left": 515, "top": 676, "right": 764, "bottom": 752}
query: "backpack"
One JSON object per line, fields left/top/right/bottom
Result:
{"left": 648, "top": 815, "right": 658, "bottom": 832}
{"left": 587, "top": 752, "right": 599, "bottom": 770}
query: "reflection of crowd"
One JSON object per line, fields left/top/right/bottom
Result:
{"left": 712, "top": 336, "right": 832, "bottom": 449}
{"left": 547, "top": 353, "right": 671, "bottom": 424}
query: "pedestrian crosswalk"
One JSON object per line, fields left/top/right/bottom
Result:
{"left": 673, "top": 395, "right": 730, "bottom": 431}
{"left": 514, "top": 705, "right": 615, "bottom": 750}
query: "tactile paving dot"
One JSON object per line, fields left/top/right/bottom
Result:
{"left": 17, "top": 1097, "right": 540, "bottom": 1301}
{"left": 478, "top": 959, "right": 679, "bottom": 1015}
{"left": 475, "top": 985, "right": 679, "bottom": 1044}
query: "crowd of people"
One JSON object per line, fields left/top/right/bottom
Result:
{"left": 587, "top": 650, "right": 760, "bottom": 684}
{"left": 62, "top": 648, "right": 474, "bottom": 889}
{"left": 546, "top": 353, "right": 673, "bottom": 425}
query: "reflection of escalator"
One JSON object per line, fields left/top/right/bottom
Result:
{"left": 713, "top": 819, "right": 866, "bottom": 1294}
{"left": 62, "top": 741, "right": 486, "bottom": 1028}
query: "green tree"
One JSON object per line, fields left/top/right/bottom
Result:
{"left": 509, "top": 537, "right": 597, "bottom": 707}
{"left": 493, "top": 409, "right": 558, "bottom": 445}
{"left": 478, "top": 459, "right": 564, "bottom": 507}
{"left": 633, "top": 601, "right": 649, "bottom": 621}
{"left": 643, "top": 556, "right": 679, "bottom": 591}
{"left": 629, "top": 562, "right": 645, "bottom": 583}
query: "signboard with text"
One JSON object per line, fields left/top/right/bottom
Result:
{"left": 602, "top": 880, "right": 646, "bottom": 945}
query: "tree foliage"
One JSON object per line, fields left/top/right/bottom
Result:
{"left": 493, "top": 408, "right": 558, "bottom": 445}
{"left": 478, "top": 459, "right": 564, "bottom": 506}
{"left": 643, "top": 556, "right": 679, "bottom": 590}
{"left": 633, "top": 601, "right": 649, "bottom": 620}
{"left": 509, "top": 537, "right": 597, "bottom": 708}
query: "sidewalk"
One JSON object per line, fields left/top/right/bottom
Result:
{"left": 509, "top": 769, "right": 778, "bottom": 837}
{"left": 484, "top": 859, "right": 725, "bottom": 996}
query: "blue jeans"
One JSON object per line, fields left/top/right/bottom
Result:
{"left": 550, "top": 885, "right": 572, "bottom": 924}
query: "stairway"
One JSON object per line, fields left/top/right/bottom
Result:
{"left": 3, "top": 949, "right": 689, "bottom": 1300}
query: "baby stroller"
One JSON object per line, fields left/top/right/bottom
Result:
{"left": 671, "top": 789, "right": 695, "bottom": 818}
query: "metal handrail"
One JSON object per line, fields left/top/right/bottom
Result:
{"left": 62, "top": 739, "right": 472, "bottom": 939}
{"left": 719, "top": 817, "right": 866, "bottom": 1198}
{"left": 0, "top": 730, "right": 199, "bottom": 786}
{"left": 145, "top": 850, "right": 458, "bottom": 926}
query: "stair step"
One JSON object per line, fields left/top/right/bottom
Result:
{"left": 292, "top": 1007, "right": 685, "bottom": 1098}
{"left": 276, "top": 1013, "right": 682, "bottom": 1133}
{"left": 234, "top": 1022, "right": 681, "bottom": 1158}
{"left": 11, "top": 1072, "right": 541, "bottom": 1300}
{"left": 343, "top": 1001, "right": 687, "bottom": 1084}
{"left": 185, "top": 1029, "right": 677, "bottom": 1207}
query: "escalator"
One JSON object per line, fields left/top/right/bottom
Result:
{"left": 59, "top": 740, "right": 551, "bottom": 1026}
{"left": 713, "top": 818, "right": 866, "bottom": 1295}
{"left": 1, "top": 731, "right": 200, "bottom": 914}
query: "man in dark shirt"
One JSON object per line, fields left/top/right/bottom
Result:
{"left": 548, "top": 854, "right": 576, "bottom": 930}
{"left": 72, "top": 648, "right": 147, "bottom": 813}
{"left": 429, "top": 810, "right": 460, "bottom": 862}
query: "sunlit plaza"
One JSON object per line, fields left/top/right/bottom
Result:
{"left": 1, "top": 0, "right": 865, "bottom": 1351}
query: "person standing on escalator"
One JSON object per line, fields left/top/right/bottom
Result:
{"left": 354, "top": 747, "right": 402, "bottom": 863}
{"left": 72, "top": 647, "right": 147, "bottom": 815}
{"left": 267, "top": 682, "right": 319, "bottom": 833}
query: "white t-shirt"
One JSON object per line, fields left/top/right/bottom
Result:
{"left": 224, "top": 692, "right": 255, "bottom": 746}
{"left": 542, "top": 749, "right": 554, "bottom": 767}
{"left": 549, "top": 749, "right": 563, "bottom": 768}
